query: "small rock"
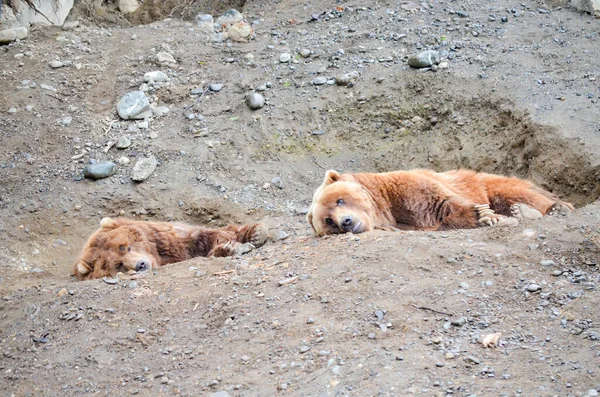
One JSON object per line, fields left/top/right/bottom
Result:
{"left": 40, "top": 84, "right": 57, "bottom": 92}
{"left": 246, "top": 93, "right": 265, "bottom": 110}
{"left": 540, "top": 259, "right": 556, "bottom": 267}
{"left": 151, "top": 105, "right": 170, "bottom": 117}
{"left": 155, "top": 52, "right": 176, "bottom": 66}
{"left": 277, "top": 384, "right": 288, "bottom": 391}
{"left": 407, "top": 50, "right": 441, "bottom": 68}
{"left": 307, "top": 318, "right": 315, "bottom": 324}
{"left": 196, "top": 14, "right": 214, "bottom": 33}
{"left": 298, "top": 48, "right": 311, "bottom": 58}
{"left": 117, "top": 91, "right": 151, "bottom": 120}
{"left": 279, "top": 53, "right": 292, "bottom": 63}
{"left": 118, "top": 0, "right": 140, "bottom": 13}
{"left": 8, "top": 107, "right": 17, "bottom": 114}
{"left": 271, "top": 176, "right": 282, "bottom": 188}
{"left": 83, "top": 161, "right": 117, "bottom": 180}
{"left": 116, "top": 136, "right": 132, "bottom": 149}
{"left": 216, "top": 9, "right": 244, "bottom": 26}
{"left": 13, "top": 27, "right": 28, "bottom": 40}
{"left": 299, "top": 346, "right": 310, "bottom": 353}
{"left": 452, "top": 317, "right": 467, "bottom": 327}
{"left": 0, "top": 29, "right": 17, "bottom": 44}
{"left": 464, "top": 356, "right": 481, "bottom": 365}
{"left": 57, "top": 288, "right": 68, "bottom": 297}
{"left": 60, "top": 116, "right": 72, "bottom": 126}
{"left": 209, "top": 83, "right": 224, "bottom": 92}
{"left": 368, "top": 332, "right": 376, "bottom": 339}
{"left": 143, "top": 71, "right": 168, "bottom": 83}
{"left": 50, "top": 60, "right": 64, "bottom": 69}
{"left": 335, "top": 71, "right": 360, "bottom": 86}
{"left": 526, "top": 283, "right": 542, "bottom": 292}
{"left": 551, "top": 269, "right": 563, "bottom": 276}
{"left": 131, "top": 156, "right": 157, "bottom": 182}
{"left": 209, "top": 392, "right": 231, "bottom": 397}
{"left": 587, "top": 389, "right": 599, "bottom": 397}
{"left": 118, "top": 156, "right": 130, "bottom": 165}
{"left": 312, "top": 76, "right": 328, "bottom": 85}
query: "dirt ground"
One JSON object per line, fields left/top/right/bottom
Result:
{"left": 0, "top": 0, "right": 599, "bottom": 396}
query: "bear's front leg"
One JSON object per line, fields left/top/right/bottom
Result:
{"left": 222, "top": 223, "right": 269, "bottom": 248}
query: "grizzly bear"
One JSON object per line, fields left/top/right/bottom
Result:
{"left": 73, "top": 217, "right": 269, "bottom": 280}
{"left": 307, "top": 168, "right": 573, "bottom": 236}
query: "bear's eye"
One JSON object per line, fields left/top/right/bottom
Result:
{"left": 325, "top": 218, "right": 334, "bottom": 226}
{"left": 116, "top": 262, "right": 125, "bottom": 270}
{"left": 336, "top": 199, "right": 345, "bottom": 206}
{"left": 119, "top": 245, "right": 131, "bottom": 253}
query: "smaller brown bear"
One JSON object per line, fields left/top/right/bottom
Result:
{"left": 308, "top": 168, "right": 573, "bottom": 236}
{"left": 74, "top": 217, "right": 269, "bottom": 280}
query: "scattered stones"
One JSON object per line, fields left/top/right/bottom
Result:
{"left": 335, "top": 71, "right": 360, "bottom": 87}
{"left": 83, "top": 161, "right": 117, "bottom": 180}
{"left": 246, "top": 93, "right": 265, "bottom": 110}
{"left": 131, "top": 156, "right": 157, "bottom": 182}
{"left": 407, "top": 50, "right": 441, "bottom": 68}
{"left": 116, "top": 136, "right": 132, "bottom": 149}
{"left": 143, "top": 71, "right": 168, "bottom": 83}
{"left": 209, "top": 83, "right": 223, "bottom": 92}
{"left": 279, "top": 53, "right": 292, "bottom": 63}
{"left": 117, "top": 91, "right": 151, "bottom": 120}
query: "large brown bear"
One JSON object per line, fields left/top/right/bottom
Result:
{"left": 307, "top": 168, "right": 573, "bottom": 236}
{"left": 73, "top": 217, "right": 269, "bottom": 280}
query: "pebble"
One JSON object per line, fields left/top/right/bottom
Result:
{"left": 588, "top": 390, "right": 599, "bottom": 397}
{"left": 151, "top": 106, "right": 170, "bottom": 117}
{"left": 336, "top": 71, "right": 360, "bottom": 87}
{"left": 50, "top": 60, "right": 64, "bottom": 69}
{"left": 551, "top": 269, "right": 563, "bottom": 276}
{"left": 83, "top": 161, "right": 117, "bottom": 180}
{"left": 216, "top": 8, "right": 244, "bottom": 26}
{"left": 407, "top": 50, "right": 441, "bottom": 68}
{"left": 131, "top": 156, "right": 157, "bottom": 182}
{"left": 312, "top": 76, "right": 328, "bottom": 85}
{"left": 271, "top": 176, "right": 282, "bottom": 188}
{"left": 129, "top": 281, "right": 138, "bottom": 289}
{"left": 246, "top": 93, "right": 265, "bottom": 110}
{"left": 118, "top": 157, "right": 130, "bottom": 165}
{"left": 368, "top": 332, "right": 376, "bottom": 339}
{"left": 298, "top": 48, "right": 311, "bottom": 58}
{"left": 209, "top": 83, "right": 224, "bottom": 92}
{"left": 526, "top": 284, "right": 542, "bottom": 292}
{"left": 209, "top": 392, "right": 231, "bottom": 397}
{"left": 464, "top": 356, "right": 481, "bottom": 365}
{"left": 452, "top": 317, "right": 467, "bottom": 327}
{"left": 116, "top": 136, "right": 132, "bottom": 149}
{"left": 196, "top": 14, "right": 214, "bottom": 33}
{"left": 277, "top": 383, "right": 288, "bottom": 391}
{"left": 60, "top": 116, "right": 72, "bottom": 126}
{"left": 307, "top": 318, "right": 315, "bottom": 324}
{"left": 143, "top": 71, "right": 168, "bottom": 83}
{"left": 8, "top": 107, "right": 17, "bottom": 114}
{"left": 117, "top": 91, "right": 151, "bottom": 120}
{"left": 299, "top": 346, "right": 310, "bottom": 353}
{"left": 540, "top": 259, "right": 556, "bottom": 267}
{"left": 279, "top": 53, "right": 292, "bottom": 63}
{"left": 40, "top": 84, "right": 57, "bottom": 92}
{"left": 155, "top": 52, "right": 176, "bottom": 66}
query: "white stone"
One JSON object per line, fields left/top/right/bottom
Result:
{"left": 50, "top": 60, "right": 64, "bottom": 68}
{"left": 131, "top": 156, "right": 157, "bottom": 182}
{"left": 2, "top": 0, "right": 74, "bottom": 26}
{"left": 196, "top": 14, "right": 214, "bottom": 33}
{"left": 116, "top": 91, "right": 151, "bottom": 120}
{"left": 156, "top": 52, "right": 176, "bottom": 66}
{"left": 571, "top": 0, "right": 600, "bottom": 16}
{"left": 216, "top": 9, "right": 243, "bottom": 26}
{"left": 0, "top": 29, "right": 17, "bottom": 44}
{"left": 143, "top": 71, "right": 168, "bottom": 83}
{"left": 279, "top": 53, "right": 292, "bottom": 63}
{"left": 118, "top": 0, "right": 139, "bottom": 13}
{"left": 13, "top": 27, "right": 28, "bottom": 39}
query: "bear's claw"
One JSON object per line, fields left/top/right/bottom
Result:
{"left": 475, "top": 204, "right": 505, "bottom": 227}
{"left": 249, "top": 223, "right": 269, "bottom": 248}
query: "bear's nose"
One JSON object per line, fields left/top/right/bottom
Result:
{"left": 340, "top": 216, "right": 353, "bottom": 230}
{"left": 135, "top": 259, "right": 149, "bottom": 272}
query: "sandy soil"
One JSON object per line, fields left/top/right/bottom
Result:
{"left": 0, "top": 0, "right": 599, "bottom": 396}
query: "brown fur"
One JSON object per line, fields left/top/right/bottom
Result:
{"left": 307, "top": 169, "right": 573, "bottom": 236}
{"left": 73, "top": 217, "right": 268, "bottom": 280}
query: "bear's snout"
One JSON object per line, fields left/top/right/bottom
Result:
{"left": 340, "top": 216, "right": 354, "bottom": 232}
{"left": 135, "top": 259, "right": 150, "bottom": 272}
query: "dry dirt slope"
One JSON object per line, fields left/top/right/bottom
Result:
{"left": 0, "top": 0, "right": 599, "bottom": 395}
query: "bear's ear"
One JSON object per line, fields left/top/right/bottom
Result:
{"left": 323, "top": 170, "right": 342, "bottom": 185}
{"left": 100, "top": 217, "right": 118, "bottom": 230}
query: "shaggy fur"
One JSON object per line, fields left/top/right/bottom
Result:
{"left": 307, "top": 169, "right": 573, "bottom": 236}
{"left": 74, "top": 217, "right": 268, "bottom": 280}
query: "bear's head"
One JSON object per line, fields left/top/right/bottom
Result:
{"left": 73, "top": 217, "right": 158, "bottom": 280}
{"left": 307, "top": 170, "right": 377, "bottom": 236}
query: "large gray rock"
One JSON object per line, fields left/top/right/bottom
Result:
{"left": 196, "top": 14, "right": 214, "bottom": 33}
{"left": 216, "top": 9, "right": 243, "bottom": 26}
{"left": 13, "top": 26, "right": 28, "bottom": 39}
{"left": 1, "top": 0, "right": 74, "bottom": 27}
{"left": 83, "top": 161, "right": 116, "bottom": 180}
{"left": 118, "top": 0, "right": 139, "bottom": 14}
{"left": 116, "top": 91, "right": 151, "bottom": 120}
{"left": 131, "top": 156, "right": 157, "bottom": 182}
{"left": 571, "top": 0, "right": 600, "bottom": 16}
{"left": 407, "top": 50, "right": 441, "bottom": 68}
{"left": 0, "top": 29, "right": 17, "bottom": 44}
{"left": 246, "top": 93, "right": 265, "bottom": 110}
